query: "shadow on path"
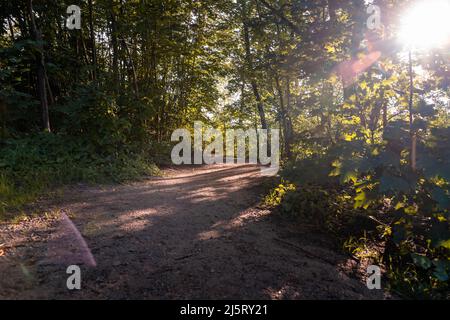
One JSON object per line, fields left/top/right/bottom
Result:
{"left": 0, "top": 164, "right": 387, "bottom": 299}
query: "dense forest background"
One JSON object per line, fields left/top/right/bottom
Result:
{"left": 0, "top": 0, "right": 449, "bottom": 298}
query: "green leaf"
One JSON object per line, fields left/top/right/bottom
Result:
{"left": 342, "top": 170, "right": 358, "bottom": 184}
{"left": 432, "top": 260, "right": 449, "bottom": 281}
{"left": 429, "top": 221, "right": 450, "bottom": 248}
{"left": 380, "top": 173, "right": 411, "bottom": 193}
{"left": 433, "top": 270, "right": 449, "bottom": 282}
{"left": 404, "top": 205, "right": 418, "bottom": 215}
{"left": 431, "top": 187, "right": 450, "bottom": 210}
{"left": 354, "top": 190, "right": 376, "bottom": 209}
{"left": 439, "top": 239, "right": 450, "bottom": 249}
{"left": 411, "top": 253, "right": 432, "bottom": 269}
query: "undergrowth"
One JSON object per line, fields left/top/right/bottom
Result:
{"left": 265, "top": 159, "right": 449, "bottom": 300}
{"left": 0, "top": 132, "right": 160, "bottom": 220}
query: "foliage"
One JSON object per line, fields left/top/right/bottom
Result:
{"left": 330, "top": 120, "right": 450, "bottom": 298}
{"left": 0, "top": 133, "right": 159, "bottom": 219}
{"left": 264, "top": 180, "right": 296, "bottom": 207}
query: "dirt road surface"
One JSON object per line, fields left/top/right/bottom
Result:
{"left": 0, "top": 165, "right": 387, "bottom": 299}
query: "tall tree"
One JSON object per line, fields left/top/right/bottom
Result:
{"left": 28, "top": 0, "right": 50, "bottom": 132}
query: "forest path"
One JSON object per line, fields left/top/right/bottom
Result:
{"left": 0, "top": 165, "right": 387, "bottom": 299}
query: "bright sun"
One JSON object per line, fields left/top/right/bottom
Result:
{"left": 398, "top": 0, "right": 450, "bottom": 50}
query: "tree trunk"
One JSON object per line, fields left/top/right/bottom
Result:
{"left": 88, "top": 0, "right": 98, "bottom": 81}
{"left": 274, "top": 75, "right": 291, "bottom": 158}
{"left": 45, "top": 72, "right": 55, "bottom": 106}
{"left": 242, "top": 13, "right": 267, "bottom": 129}
{"left": 80, "top": 29, "right": 92, "bottom": 72}
{"left": 408, "top": 51, "right": 417, "bottom": 171}
{"left": 110, "top": 8, "right": 120, "bottom": 92}
{"left": 121, "top": 39, "right": 139, "bottom": 99}
{"left": 7, "top": 17, "right": 15, "bottom": 42}
{"left": 28, "top": 0, "right": 50, "bottom": 132}
{"left": 284, "top": 75, "right": 293, "bottom": 157}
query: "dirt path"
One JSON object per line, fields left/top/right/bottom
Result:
{"left": 0, "top": 165, "right": 387, "bottom": 299}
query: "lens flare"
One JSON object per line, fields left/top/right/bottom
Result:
{"left": 398, "top": 0, "right": 450, "bottom": 50}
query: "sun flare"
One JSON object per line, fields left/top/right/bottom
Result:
{"left": 398, "top": 0, "right": 450, "bottom": 50}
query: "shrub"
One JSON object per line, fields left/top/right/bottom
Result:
{"left": 0, "top": 132, "right": 160, "bottom": 218}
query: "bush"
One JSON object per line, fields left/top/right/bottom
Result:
{"left": 0, "top": 132, "right": 160, "bottom": 218}
{"left": 268, "top": 139, "right": 450, "bottom": 299}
